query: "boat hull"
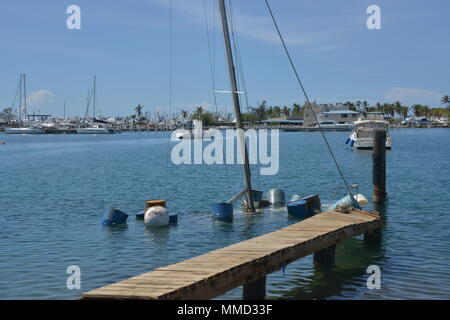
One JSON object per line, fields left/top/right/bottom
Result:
{"left": 348, "top": 132, "right": 392, "bottom": 149}
{"left": 76, "top": 128, "right": 113, "bottom": 134}
{"left": 5, "top": 128, "right": 45, "bottom": 134}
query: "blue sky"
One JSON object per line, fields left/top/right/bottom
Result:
{"left": 0, "top": 0, "right": 449, "bottom": 117}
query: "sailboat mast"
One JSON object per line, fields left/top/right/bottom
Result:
{"left": 19, "top": 74, "right": 22, "bottom": 126}
{"left": 93, "top": 75, "right": 96, "bottom": 121}
{"left": 218, "top": 0, "right": 255, "bottom": 212}
{"left": 23, "top": 73, "right": 27, "bottom": 123}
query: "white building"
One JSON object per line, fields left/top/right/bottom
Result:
{"left": 303, "top": 102, "right": 360, "bottom": 127}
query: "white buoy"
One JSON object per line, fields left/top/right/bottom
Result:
{"left": 144, "top": 206, "right": 170, "bottom": 227}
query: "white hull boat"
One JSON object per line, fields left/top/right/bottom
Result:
{"left": 347, "top": 118, "right": 392, "bottom": 149}
{"left": 77, "top": 127, "right": 113, "bottom": 134}
{"left": 5, "top": 127, "right": 45, "bottom": 134}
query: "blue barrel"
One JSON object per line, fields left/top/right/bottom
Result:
{"left": 287, "top": 200, "right": 311, "bottom": 219}
{"left": 101, "top": 208, "right": 128, "bottom": 226}
{"left": 212, "top": 203, "right": 233, "bottom": 222}
{"left": 169, "top": 212, "right": 178, "bottom": 224}
{"left": 135, "top": 209, "right": 145, "bottom": 220}
{"left": 350, "top": 140, "right": 355, "bottom": 147}
{"left": 302, "top": 194, "right": 321, "bottom": 215}
{"left": 345, "top": 138, "right": 350, "bottom": 145}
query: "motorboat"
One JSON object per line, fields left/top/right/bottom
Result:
{"left": 347, "top": 117, "right": 392, "bottom": 149}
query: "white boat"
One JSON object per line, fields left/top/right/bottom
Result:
{"left": 77, "top": 125, "right": 113, "bottom": 134}
{"left": 348, "top": 117, "right": 392, "bottom": 149}
{"left": 5, "top": 127, "right": 45, "bottom": 134}
{"left": 77, "top": 76, "right": 114, "bottom": 134}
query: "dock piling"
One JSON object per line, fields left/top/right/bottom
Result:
{"left": 243, "top": 276, "right": 266, "bottom": 300}
{"left": 313, "top": 244, "right": 336, "bottom": 266}
{"left": 364, "top": 228, "right": 382, "bottom": 244}
{"left": 372, "top": 129, "right": 387, "bottom": 203}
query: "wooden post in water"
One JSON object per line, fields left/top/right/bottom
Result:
{"left": 243, "top": 276, "right": 266, "bottom": 300}
{"left": 365, "top": 129, "right": 386, "bottom": 244}
{"left": 313, "top": 244, "right": 336, "bottom": 266}
{"left": 372, "top": 129, "right": 387, "bottom": 203}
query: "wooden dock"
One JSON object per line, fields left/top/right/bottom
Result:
{"left": 82, "top": 209, "right": 383, "bottom": 300}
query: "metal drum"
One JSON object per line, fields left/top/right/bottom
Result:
{"left": 302, "top": 194, "right": 322, "bottom": 215}
{"left": 212, "top": 203, "right": 233, "bottom": 223}
{"left": 268, "top": 188, "right": 286, "bottom": 207}
{"left": 102, "top": 208, "right": 128, "bottom": 226}
{"left": 287, "top": 200, "right": 311, "bottom": 219}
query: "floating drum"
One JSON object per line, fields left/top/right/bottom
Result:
{"left": 212, "top": 203, "right": 233, "bottom": 223}
{"left": 101, "top": 208, "right": 128, "bottom": 226}
{"left": 268, "top": 188, "right": 286, "bottom": 207}
{"left": 169, "top": 212, "right": 178, "bottom": 224}
{"left": 302, "top": 194, "right": 321, "bottom": 215}
{"left": 287, "top": 200, "right": 311, "bottom": 219}
{"left": 135, "top": 209, "right": 145, "bottom": 220}
{"left": 144, "top": 206, "right": 170, "bottom": 227}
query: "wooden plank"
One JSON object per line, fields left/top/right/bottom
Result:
{"left": 82, "top": 209, "right": 383, "bottom": 300}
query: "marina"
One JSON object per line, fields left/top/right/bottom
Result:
{"left": 1, "top": 128, "right": 450, "bottom": 299}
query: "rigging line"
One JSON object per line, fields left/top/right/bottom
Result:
{"left": 203, "top": 0, "right": 219, "bottom": 118}
{"left": 228, "top": 0, "right": 250, "bottom": 113}
{"left": 227, "top": 1, "right": 262, "bottom": 190}
{"left": 10, "top": 75, "right": 21, "bottom": 120}
{"left": 228, "top": 0, "right": 264, "bottom": 191}
{"left": 264, "top": 0, "right": 353, "bottom": 196}
{"left": 205, "top": 0, "right": 231, "bottom": 191}
{"left": 163, "top": 0, "right": 174, "bottom": 200}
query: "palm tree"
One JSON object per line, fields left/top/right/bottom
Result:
{"left": 441, "top": 95, "right": 450, "bottom": 107}
{"left": 282, "top": 106, "right": 290, "bottom": 117}
{"left": 361, "top": 101, "right": 369, "bottom": 112}
{"left": 195, "top": 106, "right": 205, "bottom": 118}
{"left": 181, "top": 109, "right": 188, "bottom": 119}
{"left": 251, "top": 100, "right": 267, "bottom": 122}
{"left": 292, "top": 103, "right": 302, "bottom": 116}
{"left": 441, "top": 95, "right": 450, "bottom": 118}
{"left": 272, "top": 106, "right": 281, "bottom": 117}
{"left": 135, "top": 104, "right": 143, "bottom": 118}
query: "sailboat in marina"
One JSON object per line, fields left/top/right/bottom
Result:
{"left": 77, "top": 76, "right": 115, "bottom": 134}
{"left": 5, "top": 74, "right": 45, "bottom": 134}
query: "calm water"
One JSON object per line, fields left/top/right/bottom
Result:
{"left": 0, "top": 128, "right": 449, "bottom": 299}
